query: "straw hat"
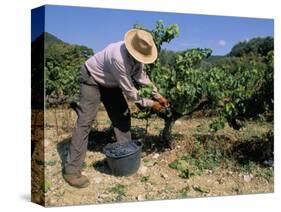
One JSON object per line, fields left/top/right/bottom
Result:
{"left": 124, "top": 29, "right": 157, "bottom": 64}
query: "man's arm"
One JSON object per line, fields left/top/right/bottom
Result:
{"left": 111, "top": 59, "right": 155, "bottom": 107}
{"left": 132, "top": 64, "right": 169, "bottom": 107}
{"left": 131, "top": 63, "right": 162, "bottom": 99}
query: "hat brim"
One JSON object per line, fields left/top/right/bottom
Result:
{"left": 124, "top": 29, "right": 158, "bottom": 64}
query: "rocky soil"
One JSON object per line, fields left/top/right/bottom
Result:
{"left": 31, "top": 108, "right": 274, "bottom": 206}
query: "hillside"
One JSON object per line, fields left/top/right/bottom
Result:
{"left": 32, "top": 32, "right": 94, "bottom": 106}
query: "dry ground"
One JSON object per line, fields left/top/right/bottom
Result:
{"left": 31, "top": 106, "right": 274, "bottom": 206}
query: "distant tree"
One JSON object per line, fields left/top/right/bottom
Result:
{"left": 228, "top": 36, "right": 273, "bottom": 57}
{"left": 158, "top": 49, "right": 177, "bottom": 67}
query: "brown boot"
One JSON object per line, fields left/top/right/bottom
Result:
{"left": 63, "top": 172, "right": 90, "bottom": 188}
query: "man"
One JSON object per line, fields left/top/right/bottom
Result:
{"left": 63, "top": 29, "right": 169, "bottom": 188}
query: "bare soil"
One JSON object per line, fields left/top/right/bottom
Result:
{"left": 31, "top": 106, "right": 274, "bottom": 206}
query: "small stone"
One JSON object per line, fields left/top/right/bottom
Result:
{"left": 161, "top": 172, "right": 168, "bottom": 179}
{"left": 98, "top": 193, "right": 109, "bottom": 199}
{"left": 243, "top": 174, "right": 252, "bottom": 182}
{"left": 228, "top": 171, "right": 233, "bottom": 175}
{"left": 206, "top": 169, "right": 213, "bottom": 174}
{"left": 145, "top": 161, "right": 156, "bottom": 167}
{"left": 175, "top": 120, "right": 182, "bottom": 125}
{"left": 137, "top": 195, "right": 145, "bottom": 201}
{"left": 152, "top": 153, "right": 160, "bottom": 159}
{"left": 93, "top": 177, "right": 102, "bottom": 184}
{"left": 138, "top": 165, "right": 148, "bottom": 175}
{"left": 44, "top": 139, "right": 50, "bottom": 147}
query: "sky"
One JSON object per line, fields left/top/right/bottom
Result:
{"left": 32, "top": 5, "right": 274, "bottom": 55}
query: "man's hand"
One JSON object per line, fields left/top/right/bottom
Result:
{"left": 155, "top": 96, "right": 170, "bottom": 107}
{"left": 152, "top": 101, "right": 165, "bottom": 112}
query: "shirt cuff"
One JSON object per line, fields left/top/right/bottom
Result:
{"left": 152, "top": 92, "right": 162, "bottom": 100}
{"left": 142, "top": 98, "right": 154, "bottom": 107}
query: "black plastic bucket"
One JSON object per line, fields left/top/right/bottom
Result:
{"left": 103, "top": 140, "right": 143, "bottom": 176}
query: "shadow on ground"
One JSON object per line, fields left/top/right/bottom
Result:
{"left": 194, "top": 130, "right": 274, "bottom": 166}
{"left": 56, "top": 126, "right": 171, "bottom": 174}
{"left": 231, "top": 131, "right": 273, "bottom": 165}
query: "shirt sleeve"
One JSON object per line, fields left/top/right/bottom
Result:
{"left": 131, "top": 63, "right": 162, "bottom": 99}
{"left": 111, "top": 58, "right": 154, "bottom": 107}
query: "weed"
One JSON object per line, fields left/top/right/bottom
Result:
{"left": 36, "top": 159, "right": 56, "bottom": 166}
{"left": 179, "top": 186, "right": 190, "bottom": 198}
{"left": 106, "top": 120, "right": 112, "bottom": 126}
{"left": 109, "top": 184, "right": 126, "bottom": 201}
{"left": 81, "top": 161, "right": 87, "bottom": 169}
{"left": 169, "top": 140, "right": 222, "bottom": 178}
{"left": 192, "top": 185, "right": 210, "bottom": 194}
{"left": 255, "top": 167, "right": 274, "bottom": 182}
{"left": 169, "top": 159, "right": 192, "bottom": 178}
{"left": 35, "top": 159, "right": 44, "bottom": 166}
{"left": 239, "top": 160, "right": 257, "bottom": 173}
{"left": 163, "top": 185, "right": 174, "bottom": 193}
{"left": 41, "top": 180, "right": 52, "bottom": 193}
{"left": 143, "top": 158, "right": 149, "bottom": 163}
{"left": 46, "top": 160, "right": 56, "bottom": 166}
{"left": 141, "top": 176, "right": 150, "bottom": 183}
